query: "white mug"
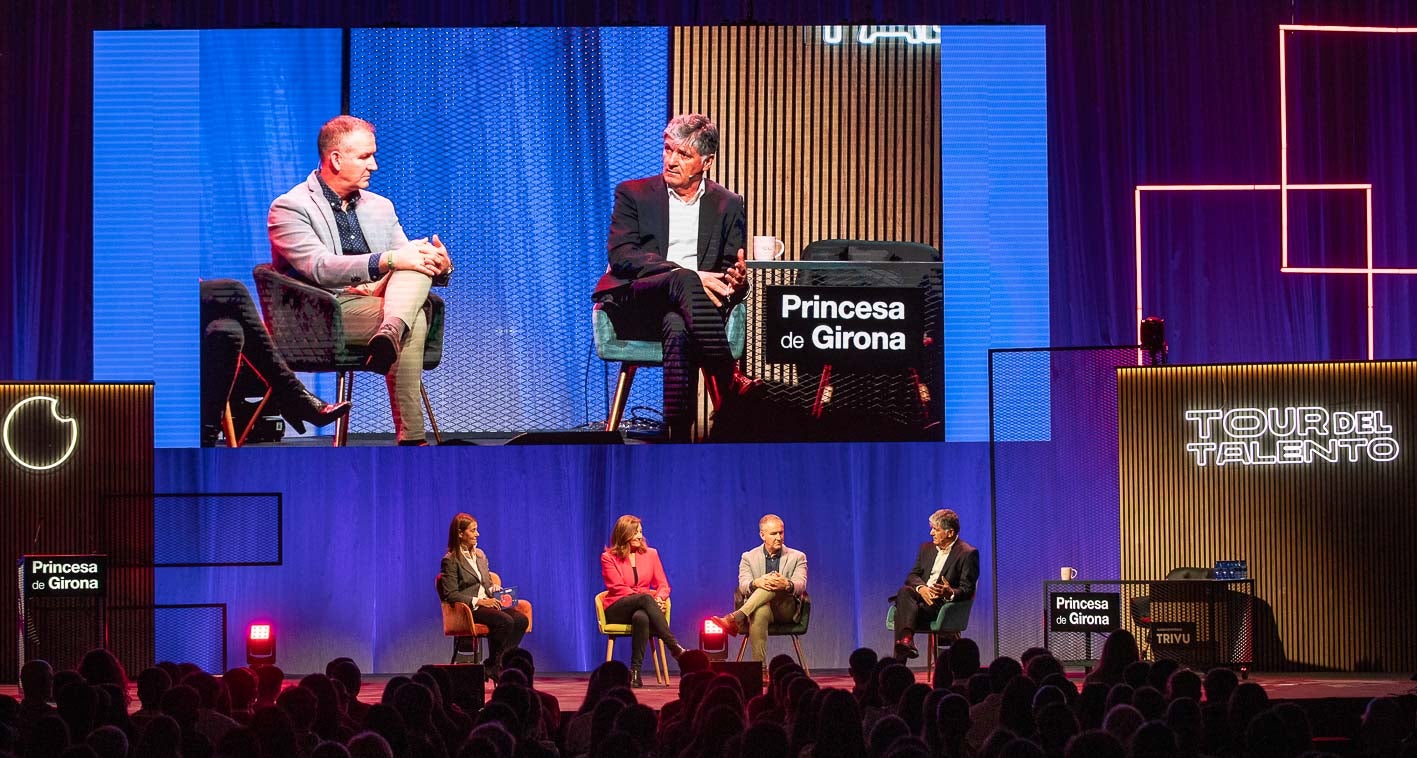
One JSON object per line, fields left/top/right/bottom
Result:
{"left": 752, "top": 235, "right": 786, "bottom": 261}
{"left": 1060, "top": 566, "right": 1078, "bottom": 580}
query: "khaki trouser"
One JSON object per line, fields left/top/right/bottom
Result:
{"left": 337, "top": 270, "right": 431, "bottom": 441}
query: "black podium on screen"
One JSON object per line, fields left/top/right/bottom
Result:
{"left": 738, "top": 243, "right": 943, "bottom": 442}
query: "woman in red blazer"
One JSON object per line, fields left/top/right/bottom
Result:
{"left": 600, "top": 514, "right": 685, "bottom": 687}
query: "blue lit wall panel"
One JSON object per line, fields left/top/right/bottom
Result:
{"left": 349, "top": 28, "right": 668, "bottom": 432}
{"left": 93, "top": 29, "right": 342, "bottom": 447}
{"left": 942, "top": 27, "right": 1050, "bottom": 442}
{"left": 93, "top": 31, "right": 202, "bottom": 448}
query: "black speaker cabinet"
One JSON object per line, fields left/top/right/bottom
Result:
{"left": 710, "top": 660, "right": 763, "bottom": 699}
{"left": 429, "top": 664, "right": 486, "bottom": 712}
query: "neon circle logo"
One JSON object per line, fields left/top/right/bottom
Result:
{"left": 3, "top": 396, "right": 79, "bottom": 471}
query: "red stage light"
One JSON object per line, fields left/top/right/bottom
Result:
{"left": 247, "top": 622, "right": 276, "bottom": 666}
{"left": 700, "top": 618, "right": 728, "bottom": 661}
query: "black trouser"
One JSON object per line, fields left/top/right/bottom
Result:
{"left": 199, "top": 279, "right": 307, "bottom": 435}
{"left": 604, "top": 269, "right": 735, "bottom": 436}
{"left": 893, "top": 585, "right": 944, "bottom": 637}
{"left": 604, "top": 594, "right": 679, "bottom": 669}
{"left": 471, "top": 605, "right": 529, "bottom": 667}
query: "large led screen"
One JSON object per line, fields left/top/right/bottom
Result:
{"left": 94, "top": 26, "right": 1048, "bottom": 447}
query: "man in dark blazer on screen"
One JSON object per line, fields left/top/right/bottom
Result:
{"left": 591, "top": 113, "right": 758, "bottom": 441}
{"left": 892, "top": 508, "right": 980, "bottom": 660}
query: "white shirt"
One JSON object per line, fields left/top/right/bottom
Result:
{"left": 460, "top": 548, "right": 487, "bottom": 600}
{"left": 665, "top": 181, "right": 707, "bottom": 270}
{"left": 927, "top": 538, "right": 957, "bottom": 587}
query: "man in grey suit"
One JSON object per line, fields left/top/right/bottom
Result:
{"left": 268, "top": 115, "right": 453, "bottom": 445}
{"left": 712, "top": 514, "right": 807, "bottom": 665}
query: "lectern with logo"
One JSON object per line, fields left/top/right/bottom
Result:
{"left": 18, "top": 555, "right": 109, "bottom": 671}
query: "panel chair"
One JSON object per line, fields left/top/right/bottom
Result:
{"left": 886, "top": 597, "right": 974, "bottom": 678}
{"left": 439, "top": 572, "right": 532, "bottom": 665}
{"left": 732, "top": 589, "right": 812, "bottom": 676}
{"left": 253, "top": 264, "right": 445, "bottom": 446}
{"left": 594, "top": 591, "right": 672, "bottom": 686}
{"left": 592, "top": 301, "right": 747, "bottom": 436}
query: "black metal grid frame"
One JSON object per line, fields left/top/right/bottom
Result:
{"left": 109, "top": 603, "right": 228, "bottom": 674}
{"left": 988, "top": 345, "right": 1149, "bottom": 659}
{"left": 99, "top": 492, "right": 283, "bottom": 568}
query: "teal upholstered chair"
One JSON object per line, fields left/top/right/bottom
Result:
{"left": 886, "top": 598, "right": 974, "bottom": 677}
{"left": 592, "top": 301, "right": 747, "bottom": 433}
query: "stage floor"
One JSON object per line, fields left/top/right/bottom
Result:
{"left": 4, "top": 670, "right": 1411, "bottom": 715}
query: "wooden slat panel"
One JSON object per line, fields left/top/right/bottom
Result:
{"left": 1118, "top": 362, "right": 1417, "bottom": 671}
{"left": 0, "top": 383, "right": 153, "bottom": 682}
{"left": 672, "top": 26, "right": 941, "bottom": 259}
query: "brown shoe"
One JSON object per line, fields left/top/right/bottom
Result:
{"left": 711, "top": 613, "right": 740, "bottom": 636}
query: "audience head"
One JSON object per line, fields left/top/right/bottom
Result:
{"left": 84, "top": 724, "right": 128, "bottom": 758}
{"left": 134, "top": 666, "right": 172, "bottom": 710}
{"left": 1122, "top": 660, "right": 1151, "bottom": 689}
{"left": 1146, "top": 658, "right": 1180, "bottom": 691}
{"left": 327, "top": 658, "right": 363, "bottom": 698}
{"left": 277, "top": 682, "right": 320, "bottom": 731}
{"left": 1165, "top": 667, "right": 1202, "bottom": 702}
{"left": 348, "top": 730, "right": 394, "bottom": 758}
{"left": 999, "top": 675, "right": 1039, "bottom": 737}
{"left": 897, "top": 682, "right": 931, "bottom": 734}
{"left": 947, "top": 637, "right": 981, "bottom": 682}
{"left": 988, "top": 655, "right": 1024, "bottom": 694}
{"left": 1130, "top": 720, "right": 1178, "bottom": 757}
{"left": 224, "top": 666, "right": 258, "bottom": 711}
{"left": 867, "top": 714, "right": 910, "bottom": 756}
{"left": 1131, "top": 685, "right": 1166, "bottom": 720}
{"left": 255, "top": 665, "right": 285, "bottom": 701}
{"left": 1202, "top": 666, "right": 1238, "bottom": 703}
{"left": 877, "top": 664, "right": 915, "bottom": 708}
{"left": 848, "top": 647, "right": 878, "bottom": 686}
{"left": 1035, "top": 701, "right": 1080, "bottom": 756}
{"left": 1094, "top": 629, "right": 1139, "bottom": 682}
{"left": 1076, "top": 682, "right": 1111, "bottom": 730}
{"left": 1226, "top": 680, "right": 1270, "bottom": 737}
{"left": 1102, "top": 703, "right": 1144, "bottom": 744}
{"left": 21, "top": 659, "right": 55, "bottom": 702}
{"left": 739, "top": 720, "right": 789, "bottom": 757}
{"left": 677, "top": 648, "right": 711, "bottom": 675}
{"left": 1064, "top": 728, "right": 1125, "bottom": 758}
{"left": 78, "top": 649, "right": 128, "bottom": 688}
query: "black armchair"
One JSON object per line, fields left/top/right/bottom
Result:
{"left": 252, "top": 264, "right": 445, "bottom": 446}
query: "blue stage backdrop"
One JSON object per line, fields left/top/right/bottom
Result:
{"left": 154, "top": 442, "right": 992, "bottom": 674}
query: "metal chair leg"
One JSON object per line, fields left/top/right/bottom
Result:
{"left": 655, "top": 638, "right": 670, "bottom": 686}
{"left": 605, "top": 365, "right": 637, "bottom": 432}
{"left": 735, "top": 637, "right": 749, "bottom": 661}
{"left": 334, "top": 371, "right": 353, "bottom": 447}
{"left": 421, "top": 381, "right": 442, "bottom": 444}
{"left": 791, "top": 635, "right": 810, "bottom": 677}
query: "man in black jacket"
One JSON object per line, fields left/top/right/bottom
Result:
{"left": 892, "top": 508, "right": 980, "bottom": 660}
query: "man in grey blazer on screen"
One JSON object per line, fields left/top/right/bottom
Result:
{"left": 711, "top": 514, "right": 807, "bottom": 665}
{"left": 268, "top": 115, "right": 453, "bottom": 445}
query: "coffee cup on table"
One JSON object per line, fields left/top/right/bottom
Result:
{"left": 752, "top": 235, "right": 785, "bottom": 261}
